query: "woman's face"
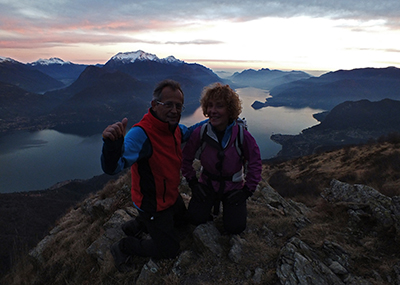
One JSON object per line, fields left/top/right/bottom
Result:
{"left": 206, "top": 98, "right": 229, "bottom": 131}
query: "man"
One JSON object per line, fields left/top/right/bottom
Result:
{"left": 101, "top": 79, "right": 203, "bottom": 271}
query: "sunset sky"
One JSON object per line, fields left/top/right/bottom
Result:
{"left": 1, "top": 0, "right": 399, "bottom": 75}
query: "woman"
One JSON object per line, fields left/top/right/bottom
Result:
{"left": 182, "top": 83, "right": 262, "bottom": 234}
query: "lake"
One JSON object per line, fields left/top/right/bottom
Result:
{"left": 0, "top": 87, "right": 323, "bottom": 193}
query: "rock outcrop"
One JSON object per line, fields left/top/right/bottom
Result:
{"left": 23, "top": 179, "right": 400, "bottom": 284}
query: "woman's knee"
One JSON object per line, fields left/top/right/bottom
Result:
{"left": 224, "top": 219, "right": 246, "bottom": 234}
{"left": 187, "top": 200, "right": 213, "bottom": 225}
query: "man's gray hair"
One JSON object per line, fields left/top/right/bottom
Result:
{"left": 152, "top": 79, "right": 184, "bottom": 102}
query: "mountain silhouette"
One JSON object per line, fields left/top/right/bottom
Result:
{"left": 0, "top": 51, "right": 224, "bottom": 135}
{"left": 0, "top": 58, "right": 64, "bottom": 93}
{"left": 260, "top": 66, "right": 400, "bottom": 110}
{"left": 27, "top": 58, "right": 89, "bottom": 86}
{"left": 229, "top": 68, "right": 311, "bottom": 89}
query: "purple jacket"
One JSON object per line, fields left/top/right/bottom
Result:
{"left": 182, "top": 120, "right": 262, "bottom": 194}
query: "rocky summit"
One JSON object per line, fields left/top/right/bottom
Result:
{"left": 3, "top": 167, "right": 400, "bottom": 284}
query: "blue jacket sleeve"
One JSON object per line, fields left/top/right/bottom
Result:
{"left": 180, "top": 119, "right": 208, "bottom": 143}
{"left": 101, "top": 126, "right": 151, "bottom": 175}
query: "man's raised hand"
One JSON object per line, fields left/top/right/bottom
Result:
{"left": 102, "top": 118, "right": 128, "bottom": 141}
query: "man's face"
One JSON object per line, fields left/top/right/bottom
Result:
{"left": 152, "top": 86, "right": 184, "bottom": 126}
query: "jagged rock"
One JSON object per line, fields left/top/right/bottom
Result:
{"left": 19, "top": 175, "right": 400, "bottom": 284}
{"left": 81, "top": 184, "right": 130, "bottom": 219}
{"left": 172, "top": 250, "right": 199, "bottom": 277}
{"left": 253, "top": 267, "right": 263, "bottom": 283}
{"left": 28, "top": 222, "right": 67, "bottom": 263}
{"left": 259, "top": 182, "right": 311, "bottom": 228}
{"left": 329, "top": 261, "right": 347, "bottom": 275}
{"left": 81, "top": 195, "right": 115, "bottom": 219}
{"left": 393, "top": 262, "right": 400, "bottom": 284}
{"left": 192, "top": 222, "right": 222, "bottom": 257}
{"left": 322, "top": 241, "right": 350, "bottom": 271}
{"left": 28, "top": 235, "right": 53, "bottom": 264}
{"left": 86, "top": 208, "right": 135, "bottom": 263}
{"left": 136, "top": 259, "right": 160, "bottom": 285}
{"left": 228, "top": 235, "right": 247, "bottom": 263}
{"left": 105, "top": 207, "right": 136, "bottom": 232}
{"left": 322, "top": 179, "right": 400, "bottom": 235}
{"left": 391, "top": 196, "right": 400, "bottom": 234}
{"left": 28, "top": 225, "right": 63, "bottom": 264}
{"left": 276, "top": 237, "right": 345, "bottom": 284}
{"left": 245, "top": 269, "right": 252, "bottom": 278}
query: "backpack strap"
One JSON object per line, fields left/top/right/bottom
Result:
{"left": 235, "top": 123, "right": 244, "bottom": 158}
{"left": 195, "top": 123, "right": 208, "bottom": 160}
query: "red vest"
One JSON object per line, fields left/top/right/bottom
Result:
{"left": 131, "top": 110, "right": 182, "bottom": 213}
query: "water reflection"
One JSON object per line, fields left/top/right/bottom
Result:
{"left": 0, "top": 132, "right": 49, "bottom": 155}
{"left": 0, "top": 130, "right": 103, "bottom": 193}
{"left": 181, "top": 87, "right": 323, "bottom": 159}
{"left": 0, "top": 87, "right": 322, "bottom": 193}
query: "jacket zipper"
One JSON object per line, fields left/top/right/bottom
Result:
{"left": 163, "top": 179, "right": 167, "bottom": 203}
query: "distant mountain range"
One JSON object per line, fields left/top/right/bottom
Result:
{"left": 229, "top": 68, "right": 311, "bottom": 90}
{"left": 0, "top": 51, "right": 222, "bottom": 134}
{"left": 0, "top": 51, "right": 313, "bottom": 135}
{"left": 1, "top": 52, "right": 400, "bottom": 137}
{"left": 27, "top": 57, "right": 89, "bottom": 86}
{"left": 253, "top": 66, "right": 400, "bottom": 110}
{"left": 0, "top": 57, "right": 64, "bottom": 93}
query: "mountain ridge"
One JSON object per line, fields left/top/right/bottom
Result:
{"left": 0, "top": 59, "right": 64, "bottom": 93}
{"left": 229, "top": 67, "right": 311, "bottom": 90}
{"left": 110, "top": 50, "right": 184, "bottom": 65}
{"left": 254, "top": 66, "right": 400, "bottom": 110}
{"left": 27, "top": 57, "right": 89, "bottom": 86}
{"left": 271, "top": 98, "right": 400, "bottom": 160}
{"left": 0, "top": 50, "right": 223, "bottom": 135}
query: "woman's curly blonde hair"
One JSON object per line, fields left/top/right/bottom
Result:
{"left": 200, "top": 83, "right": 242, "bottom": 123}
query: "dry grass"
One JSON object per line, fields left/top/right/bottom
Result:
{"left": 1, "top": 174, "right": 138, "bottom": 285}
{"left": 265, "top": 140, "right": 400, "bottom": 200}
{"left": 299, "top": 198, "right": 349, "bottom": 247}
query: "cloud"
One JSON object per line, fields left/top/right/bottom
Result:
{"left": 165, "top": 39, "right": 224, "bottom": 45}
{"left": 1, "top": 0, "right": 399, "bottom": 69}
{"left": 2, "top": 1, "right": 400, "bottom": 39}
{"left": 349, "top": 47, "right": 400, "bottom": 53}
{"left": 2, "top": 0, "right": 400, "bottom": 26}
{"left": 0, "top": 31, "right": 165, "bottom": 49}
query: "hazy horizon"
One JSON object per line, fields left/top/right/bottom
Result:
{"left": 1, "top": 1, "right": 399, "bottom": 72}
{"left": 0, "top": 52, "right": 335, "bottom": 77}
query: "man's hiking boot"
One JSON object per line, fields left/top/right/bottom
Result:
{"left": 110, "top": 242, "right": 133, "bottom": 272}
{"left": 122, "top": 218, "right": 147, "bottom": 237}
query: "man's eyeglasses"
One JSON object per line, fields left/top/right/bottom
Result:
{"left": 157, "top": 101, "right": 185, "bottom": 112}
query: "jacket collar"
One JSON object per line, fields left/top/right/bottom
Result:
{"left": 208, "top": 121, "right": 237, "bottom": 148}
{"left": 148, "top": 108, "right": 178, "bottom": 133}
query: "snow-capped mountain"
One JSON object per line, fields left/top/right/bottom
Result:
{"left": 110, "top": 50, "right": 183, "bottom": 64}
{"left": 0, "top": 56, "right": 65, "bottom": 93}
{"left": 160, "top": 55, "right": 183, "bottom": 64}
{"left": 29, "top": 57, "right": 72, "bottom": 66}
{"left": 103, "top": 50, "right": 220, "bottom": 89}
{"left": 0, "top": 56, "right": 16, "bottom": 63}
{"left": 27, "top": 58, "right": 88, "bottom": 85}
{"left": 1, "top": 50, "right": 222, "bottom": 134}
